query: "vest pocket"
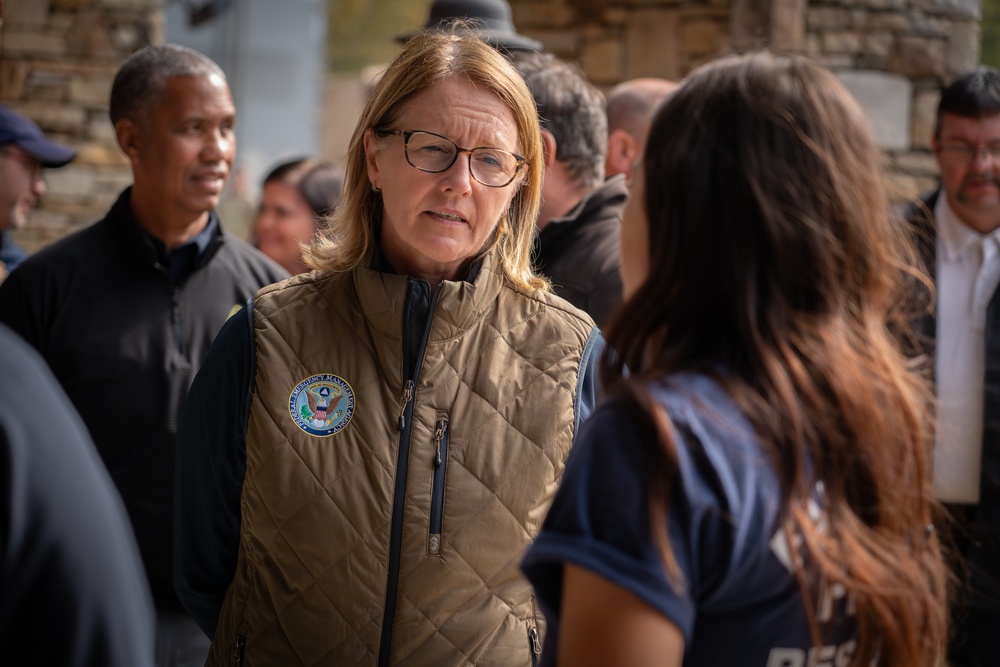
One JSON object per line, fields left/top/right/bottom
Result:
{"left": 428, "top": 416, "right": 449, "bottom": 556}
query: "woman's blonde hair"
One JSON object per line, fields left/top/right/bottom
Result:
{"left": 303, "top": 29, "right": 547, "bottom": 292}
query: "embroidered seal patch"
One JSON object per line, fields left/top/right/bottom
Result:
{"left": 289, "top": 374, "right": 355, "bottom": 436}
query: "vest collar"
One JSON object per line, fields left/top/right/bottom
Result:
{"left": 353, "top": 249, "right": 505, "bottom": 340}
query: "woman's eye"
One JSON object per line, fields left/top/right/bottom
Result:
{"left": 475, "top": 152, "right": 504, "bottom": 169}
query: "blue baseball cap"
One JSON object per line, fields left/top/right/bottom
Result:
{"left": 0, "top": 105, "right": 76, "bottom": 168}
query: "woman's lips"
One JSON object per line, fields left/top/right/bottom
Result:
{"left": 426, "top": 209, "right": 467, "bottom": 225}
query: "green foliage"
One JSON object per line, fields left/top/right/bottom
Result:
{"left": 301, "top": 405, "right": 314, "bottom": 420}
{"left": 985, "top": 0, "right": 1000, "bottom": 69}
{"left": 328, "top": 0, "right": 433, "bottom": 74}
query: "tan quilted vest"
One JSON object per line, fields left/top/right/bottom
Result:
{"left": 208, "top": 252, "right": 595, "bottom": 666}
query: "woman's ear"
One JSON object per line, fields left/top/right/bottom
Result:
{"left": 362, "top": 128, "right": 381, "bottom": 190}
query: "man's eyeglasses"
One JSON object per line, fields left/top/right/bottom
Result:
{"left": 937, "top": 142, "right": 1000, "bottom": 163}
{"left": 376, "top": 129, "right": 525, "bottom": 188}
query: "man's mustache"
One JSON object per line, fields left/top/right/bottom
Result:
{"left": 958, "top": 173, "right": 1000, "bottom": 202}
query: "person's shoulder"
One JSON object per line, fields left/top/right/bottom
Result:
{"left": 647, "top": 373, "right": 750, "bottom": 439}
{"left": 0, "top": 321, "right": 84, "bottom": 439}
{"left": 254, "top": 269, "right": 345, "bottom": 310}
{"left": 217, "top": 232, "right": 285, "bottom": 269}
{"left": 591, "top": 372, "right": 735, "bottom": 426}
{"left": 896, "top": 188, "right": 940, "bottom": 227}
{"left": 3, "top": 218, "right": 109, "bottom": 285}
{"left": 212, "top": 233, "right": 290, "bottom": 284}
{"left": 0, "top": 233, "right": 28, "bottom": 268}
{"left": 586, "top": 174, "right": 629, "bottom": 213}
{"left": 654, "top": 372, "right": 780, "bottom": 496}
{"left": 0, "top": 321, "right": 44, "bottom": 380}
{"left": 558, "top": 209, "right": 621, "bottom": 268}
{"left": 505, "top": 282, "right": 597, "bottom": 335}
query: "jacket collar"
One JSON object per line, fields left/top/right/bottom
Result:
{"left": 535, "top": 175, "right": 628, "bottom": 268}
{"left": 538, "top": 174, "right": 628, "bottom": 239}
{"left": 353, "top": 247, "right": 504, "bottom": 341}
{"left": 104, "top": 186, "right": 226, "bottom": 272}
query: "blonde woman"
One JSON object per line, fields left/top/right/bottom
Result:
{"left": 175, "top": 30, "right": 600, "bottom": 667}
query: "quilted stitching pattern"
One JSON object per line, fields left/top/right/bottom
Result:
{"left": 208, "top": 265, "right": 593, "bottom": 667}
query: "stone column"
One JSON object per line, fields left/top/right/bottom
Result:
{"left": 0, "top": 0, "right": 164, "bottom": 253}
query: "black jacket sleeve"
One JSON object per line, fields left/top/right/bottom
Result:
{"left": 0, "top": 323, "right": 155, "bottom": 667}
{"left": 173, "top": 303, "right": 254, "bottom": 638}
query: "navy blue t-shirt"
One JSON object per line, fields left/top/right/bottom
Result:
{"left": 522, "top": 373, "right": 858, "bottom": 666}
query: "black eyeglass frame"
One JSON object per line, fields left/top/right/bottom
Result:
{"left": 374, "top": 128, "right": 526, "bottom": 188}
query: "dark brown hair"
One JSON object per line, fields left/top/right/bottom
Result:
{"left": 603, "top": 52, "right": 948, "bottom": 666}
{"left": 935, "top": 65, "right": 1000, "bottom": 137}
{"left": 263, "top": 157, "right": 342, "bottom": 222}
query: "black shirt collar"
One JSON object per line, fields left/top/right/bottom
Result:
{"left": 141, "top": 215, "right": 219, "bottom": 286}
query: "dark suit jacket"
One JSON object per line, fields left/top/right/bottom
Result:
{"left": 901, "top": 189, "right": 1000, "bottom": 611}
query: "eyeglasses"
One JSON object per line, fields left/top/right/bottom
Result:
{"left": 938, "top": 142, "right": 1000, "bottom": 163}
{"left": 377, "top": 129, "right": 525, "bottom": 188}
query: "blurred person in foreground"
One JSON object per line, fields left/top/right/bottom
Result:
{"left": 522, "top": 52, "right": 949, "bottom": 667}
{"left": 0, "top": 104, "right": 76, "bottom": 280}
{"left": 0, "top": 322, "right": 155, "bottom": 667}
{"left": 175, "top": 29, "right": 600, "bottom": 666}
{"left": 253, "top": 157, "right": 342, "bottom": 275}
{"left": 900, "top": 66, "right": 1000, "bottom": 667}
{"left": 604, "top": 77, "right": 678, "bottom": 182}
{"left": 0, "top": 44, "right": 288, "bottom": 666}
{"left": 514, "top": 51, "right": 626, "bottom": 330}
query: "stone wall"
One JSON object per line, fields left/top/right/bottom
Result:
{"left": 0, "top": 0, "right": 985, "bottom": 252}
{"left": 0, "top": 0, "right": 163, "bottom": 253}
{"left": 511, "top": 0, "right": 982, "bottom": 201}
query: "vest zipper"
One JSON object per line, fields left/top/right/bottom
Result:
{"left": 529, "top": 626, "right": 541, "bottom": 666}
{"left": 529, "top": 595, "right": 542, "bottom": 666}
{"left": 379, "top": 283, "right": 441, "bottom": 667}
{"left": 234, "top": 634, "right": 246, "bottom": 665}
{"left": 428, "top": 417, "right": 449, "bottom": 556}
{"left": 397, "top": 380, "right": 414, "bottom": 430}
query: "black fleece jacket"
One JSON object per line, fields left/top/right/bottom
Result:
{"left": 0, "top": 187, "right": 288, "bottom": 611}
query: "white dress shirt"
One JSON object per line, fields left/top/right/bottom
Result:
{"left": 934, "top": 195, "right": 1000, "bottom": 503}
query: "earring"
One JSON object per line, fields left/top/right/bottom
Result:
{"left": 371, "top": 183, "right": 381, "bottom": 194}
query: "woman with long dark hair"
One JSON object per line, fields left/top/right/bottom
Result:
{"left": 522, "top": 52, "right": 949, "bottom": 666}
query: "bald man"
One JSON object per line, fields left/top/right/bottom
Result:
{"left": 605, "top": 77, "right": 679, "bottom": 181}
